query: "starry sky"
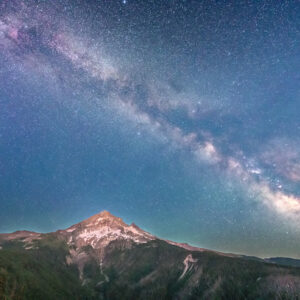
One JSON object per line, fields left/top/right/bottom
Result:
{"left": 0, "top": 0, "right": 299, "bottom": 258}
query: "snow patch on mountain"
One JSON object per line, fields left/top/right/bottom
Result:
{"left": 63, "top": 210, "right": 156, "bottom": 250}
{"left": 179, "top": 254, "right": 198, "bottom": 280}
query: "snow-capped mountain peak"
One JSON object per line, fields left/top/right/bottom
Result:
{"left": 63, "top": 211, "right": 156, "bottom": 249}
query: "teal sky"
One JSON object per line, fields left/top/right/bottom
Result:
{"left": 0, "top": 0, "right": 299, "bottom": 258}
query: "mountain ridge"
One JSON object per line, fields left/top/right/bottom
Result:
{"left": 0, "top": 210, "right": 300, "bottom": 299}
{"left": 0, "top": 210, "right": 299, "bottom": 264}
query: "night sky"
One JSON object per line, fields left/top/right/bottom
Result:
{"left": 0, "top": 0, "right": 299, "bottom": 258}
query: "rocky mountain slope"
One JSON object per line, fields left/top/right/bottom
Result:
{"left": 0, "top": 211, "right": 300, "bottom": 299}
{"left": 61, "top": 210, "right": 155, "bottom": 248}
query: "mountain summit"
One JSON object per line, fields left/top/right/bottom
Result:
{"left": 62, "top": 210, "right": 155, "bottom": 250}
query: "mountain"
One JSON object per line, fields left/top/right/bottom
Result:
{"left": 265, "top": 257, "right": 300, "bottom": 268}
{"left": 61, "top": 210, "right": 155, "bottom": 248}
{"left": 0, "top": 211, "right": 300, "bottom": 300}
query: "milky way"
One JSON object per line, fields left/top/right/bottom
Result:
{"left": 0, "top": 0, "right": 299, "bottom": 258}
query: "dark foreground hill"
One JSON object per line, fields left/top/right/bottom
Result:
{"left": 0, "top": 211, "right": 299, "bottom": 300}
